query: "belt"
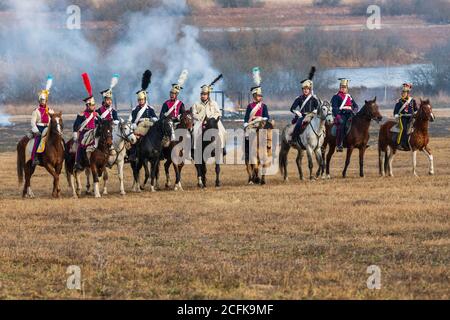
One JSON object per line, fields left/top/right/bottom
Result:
{"left": 36, "top": 123, "right": 49, "bottom": 126}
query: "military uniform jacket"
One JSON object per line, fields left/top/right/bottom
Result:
{"left": 331, "top": 91, "right": 359, "bottom": 116}
{"left": 97, "top": 104, "right": 119, "bottom": 121}
{"left": 191, "top": 99, "right": 221, "bottom": 123}
{"left": 290, "top": 94, "right": 319, "bottom": 117}
{"left": 394, "top": 97, "right": 417, "bottom": 117}
{"left": 160, "top": 99, "right": 185, "bottom": 119}
{"left": 129, "top": 104, "right": 158, "bottom": 124}
{"left": 244, "top": 102, "right": 269, "bottom": 124}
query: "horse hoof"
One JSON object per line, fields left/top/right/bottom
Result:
{"left": 120, "top": 191, "right": 126, "bottom": 196}
{"left": 150, "top": 187, "right": 156, "bottom": 192}
{"left": 215, "top": 182, "right": 221, "bottom": 187}
{"left": 260, "top": 180, "right": 266, "bottom": 185}
{"left": 95, "top": 194, "right": 101, "bottom": 198}
{"left": 429, "top": 171, "right": 434, "bottom": 176}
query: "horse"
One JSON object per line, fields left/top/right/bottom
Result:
{"left": 322, "top": 97, "right": 383, "bottom": 178}
{"left": 245, "top": 119, "right": 274, "bottom": 185}
{"left": 17, "top": 112, "right": 65, "bottom": 198}
{"left": 131, "top": 117, "right": 173, "bottom": 192}
{"left": 193, "top": 117, "right": 225, "bottom": 188}
{"left": 378, "top": 99, "right": 435, "bottom": 177}
{"left": 161, "top": 111, "right": 194, "bottom": 191}
{"left": 98, "top": 120, "right": 137, "bottom": 195}
{"left": 65, "top": 119, "right": 113, "bottom": 198}
{"left": 279, "top": 100, "right": 333, "bottom": 181}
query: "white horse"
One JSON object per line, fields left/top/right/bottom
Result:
{"left": 85, "top": 119, "right": 137, "bottom": 195}
{"left": 279, "top": 100, "right": 334, "bottom": 181}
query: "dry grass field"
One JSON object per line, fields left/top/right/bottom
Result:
{"left": 0, "top": 116, "right": 448, "bottom": 299}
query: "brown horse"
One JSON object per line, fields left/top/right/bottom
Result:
{"left": 65, "top": 119, "right": 113, "bottom": 198}
{"left": 322, "top": 97, "right": 383, "bottom": 178}
{"left": 245, "top": 119, "right": 274, "bottom": 185}
{"left": 162, "top": 111, "right": 194, "bottom": 191}
{"left": 17, "top": 112, "right": 65, "bottom": 198}
{"left": 378, "top": 99, "right": 435, "bottom": 177}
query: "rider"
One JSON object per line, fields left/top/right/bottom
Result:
{"left": 127, "top": 87, "right": 158, "bottom": 162}
{"left": 30, "top": 84, "right": 54, "bottom": 166}
{"left": 160, "top": 83, "right": 186, "bottom": 125}
{"left": 331, "top": 78, "right": 359, "bottom": 152}
{"left": 289, "top": 79, "right": 319, "bottom": 143}
{"left": 191, "top": 84, "right": 226, "bottom": 159}
{"left": 394, "top": 83, "right": 417, "bottom": 148}
{"left": 244, "top": 85, "right": 270, "bottom": 129}
{"left": 97, "top": 88, "right": 119, "bottom": 123}
{"left": 73, "top": 95, "right": 101, "bottom": 170}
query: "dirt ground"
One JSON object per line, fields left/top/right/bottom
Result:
{"left": 0, "top": 115, "right": 448, "bottom": 299}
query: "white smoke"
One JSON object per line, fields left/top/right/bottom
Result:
{"left": 0, "top": 0, "right": 226, "bottom": 110}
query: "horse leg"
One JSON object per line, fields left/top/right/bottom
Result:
{"left": 296, "top": 149, "right": 304, "bottom": 181}
{"left": 23, "top": 161, "right": 34, "bottom": 198}
{"left": 164, "top": 159, "right": 172, "bottom": 189}
{"left": 379, "top": 146, "right": 386, "bottom": 177}
{"left": 202, "top": 162, "right": 207, "bottom": 188}
{"left": 412, "top": 150, "right": 418, "bottom": 177}
{"left": 359, "top": 147, "right": 366, "bottom": 178}
{"left": 174, "top": 162, "right": 184, "bottom": 191}
{"left": 150, "top": 160, "right": 158, "bottom": 192}
{"left": 325, "top": 144, "right": 335, "bottom": 179}
{"left": 69, "top": 172, "right": 78, "bottom": 198}
{"left": 314, "top": 148, "right": 323, "bottom": 179}
{"left": 85, "top": 168, "right": 92, "bottom": 195}
{"left": 43, "top": 163, "right": 60, "bottom": 198}
{"left": 423, "top": 146, "right": 434, "bottom": 175}
{"left": 142, "top": 159, "right": 150, "bottom": 190}
{"left": 342, "top": 146, "right": 354, "bottom": 178}
{"left": 91, "top": 165, "right": 101, "bottom": 198}
{"left": 195, "top": 164, "right": 203, "bottom": 188}
{"left": 215, "top": 163, "right": 221, "bottom": 187}
{"left": 246, "top": 163, "right": 253, "bottom": 185}
{"left": 320, "top": 143, "right": 327, "bottom": 177}
{"left": 102, "top": 168, "right": 109, "bottom": 195}
{"left": 75, "top": 169, "right": 82, "bottom": 196}
{"left": 132, "top": 160, "right": 142, "bottom": 193}
{"left": 387, "top": 147, "right": 395, "bottom": 177}
{"left": 117, "top": 159, "right": 126, "bottom": 195}
{"left": 305, "top": 146, "right": 315, "bottom": 180}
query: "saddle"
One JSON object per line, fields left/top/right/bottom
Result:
{"left": 330, "top": 117, "right": 353, "bottom": 137}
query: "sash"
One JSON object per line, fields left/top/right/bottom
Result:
{"left": 249, "top": 102, "right": 262, "bottom": 121}
{"left": 78, "top": 112, "right": 95, "bottom": 132}
{"left": 164, "top": 100, "right": 180, "bottom": 117}
{"left": 134, "top": 105, "right": 148, "bottom": 124}
{"left": 398, "top": 97, "right": 412, "bottom": 114}
{"left": 298, "top": 95, "right": 312, "bottom": 113}
{"left": 339, "top": 94, "right": 351, "bottom": 110}
{"left": 101, "top": 107, "right": 112, "bottom": 119}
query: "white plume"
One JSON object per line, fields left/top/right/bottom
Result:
{"left": 177, "top": 69, "right": 188, "bottom": 87}
{"left": 45, "top": 75, "right": 53, "bottom": 91}
{"left": 110, "top": 74, "right": 119, "bottom": 90}
{"left": 252, "top": 67, "right": 261, "bottom": 86}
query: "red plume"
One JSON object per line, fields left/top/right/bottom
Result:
{"left": 81, "top": 73, "right": 93, "bottom": 97}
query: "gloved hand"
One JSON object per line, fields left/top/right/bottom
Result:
{"left": 72, "top": 132, "right": 78, "bottom": 141}
{"left": 131, "top": 123, "right": 137, "bottom": 130}
{"left": 394, "top": 114, "right": 399, "bottom": 119}
{"left": 243, "top": 122, "right": 249, "bottom": 129}
{"left": 295, "top": 111, "right": 302, "bottom": 117}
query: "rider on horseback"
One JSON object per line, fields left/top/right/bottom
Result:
{"left": 128, "top": 70, "right": 158, "bottom": 162}
{"left": 331, "top": 78, "right": 359, "bottom": 152}
{"left": 393, "top": 83, "right": 417, "bottom": 149}
{"left": 73, "top": 75, "right": 101, "bottom": 171}
{"left": 160, "top": 70, "right": 188, "bottom": 129}
{"left": 97, "top": 74, "right": 120, "bottom": 123}
{"left": 31, "top": 75, "right": 54, "bottom": 166}
{"left": 191, "top": 76, "right": 227, "bottom": 160}
{"left": 289, "top": 79, "right": 319, "bottom": 143}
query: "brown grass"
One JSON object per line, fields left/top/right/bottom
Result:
{"left": 0, "top": 135, "right": 448, "bottom": 299}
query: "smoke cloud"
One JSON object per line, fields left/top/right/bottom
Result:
{"left": 0, "top": 0, "right": 226, "bottom": 114}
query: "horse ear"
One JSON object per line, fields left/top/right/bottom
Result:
{"left": 373, "top": 96, "right": 377, "bottom": 102}
{"left": 365, "top": 100, "right": 368, "bottom": 104}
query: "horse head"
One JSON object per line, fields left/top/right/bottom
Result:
{"left": 319, "top": 100, "right": 333, "bottom": 125}
{"left": 119, "top": 119, "right": 138, "bottom": 145}
{"left": 180, "top": 111, "right": 194, "bottom": 130}
{"left": 97, "top": 119, "right": 113, "bottom": 147}
{"left": 49, "top": 111, "right": 63, "bottom": 136}
{"left": 362, "top": 97, "right": 383, "bottom": 122}
{"left": 417, "top": 99, "right": 435, "bottom": 122}
{"left": 160, "top": 117, "right": 174, "bottom": 147}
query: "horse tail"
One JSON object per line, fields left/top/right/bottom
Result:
{"left": 16, "top": 138, "right": 26, "bottom": 185}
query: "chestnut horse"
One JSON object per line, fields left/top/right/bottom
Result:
{"left": 65, "top": 119, "right": 113, "bottom": 198}
{"left": 162, "top": 111, "right": 194, "bottom": 191}
{"left": 322, "top": 97, "right": 383, "bottom": 178}
{"left": 17, "top": 112, "right": 65, "bottom": 198}
{"left": 378, "top": 99, "right": 435, "bottom": 177}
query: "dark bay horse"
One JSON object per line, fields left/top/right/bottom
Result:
{"left": 17, "top": 112, "right": 65, "bottom": 198}
{"left": 131, "top": 117, "right": 173, "bottom": 192}
{"left": 65, "top": 119, "right": 113, "bottom": 198}
{"left": 322, "top": 97, "right": 383, "bottom": 178}
{"left": 193, "top": 117, "right": 224, "bottom": 188}
{"left": 378, "top": 99, "right": 435, "bottom": 177}
{"left": 162, "top": 111, "right": 194, "bottom": 191}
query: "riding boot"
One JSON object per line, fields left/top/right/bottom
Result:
{"left": 336, "top": 125, "right": 344, "bottom": 152}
